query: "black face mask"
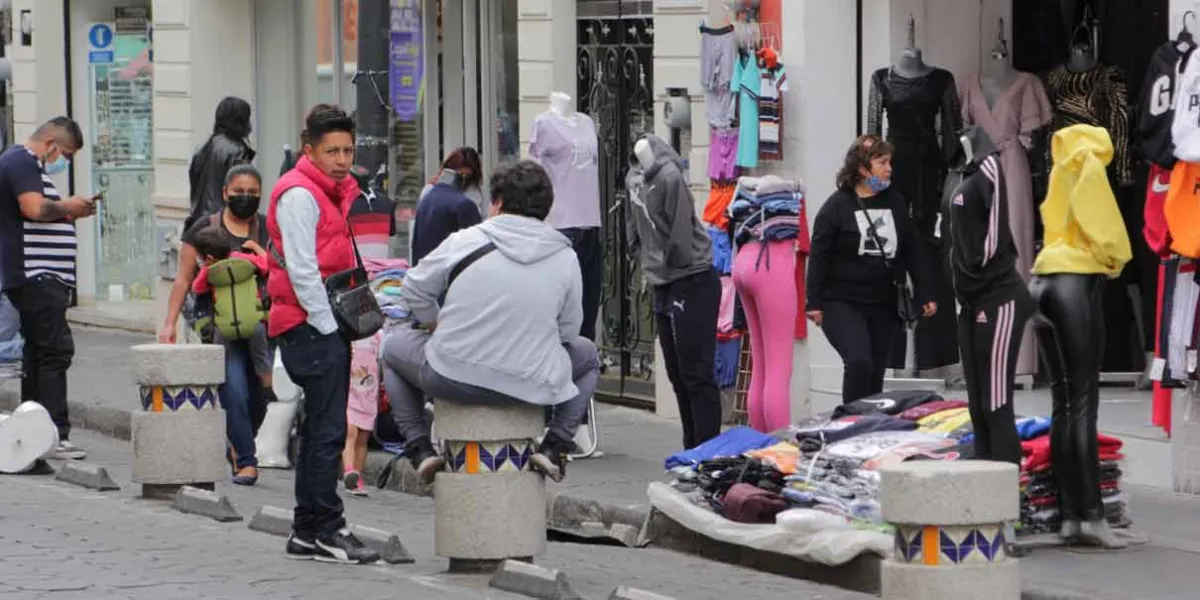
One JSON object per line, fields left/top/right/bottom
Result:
{"left": 227, "top": 194, "right": 261, "bottom": 218}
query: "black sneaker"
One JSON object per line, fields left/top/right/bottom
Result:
{"left": 314, "top": 528, "right": 380, "bottom": 564}
{"left": 532, "top": 432, "right": 572, "bottom": 482}
{"left": 285, "top": 534, "right": 317, "bottom": 560}
{"left": 407, "top": 438, "right": 445, "bottom": 485}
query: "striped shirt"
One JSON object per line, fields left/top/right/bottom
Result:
{"left": 0, "top": 145, "right": 76, "bottom": 288}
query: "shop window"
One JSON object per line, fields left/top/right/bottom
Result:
{"left": 491, "top": 0, "right": 520, "bottom": 165}
{"left": 316, "top": 0, "right": 359, "bottom": 108}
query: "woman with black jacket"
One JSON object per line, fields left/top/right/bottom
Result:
{"left": 185, "top": 96, "right": 256, "bottom": 231}
{"left": 806, "top": 135, "right": 936, "bottom": 404}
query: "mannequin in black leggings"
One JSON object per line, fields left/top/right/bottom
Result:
{"left": 1029, "top": 273, "right": 1126, "bottom": 549}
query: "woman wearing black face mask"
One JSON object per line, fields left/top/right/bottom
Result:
{"left": 160, "top": 164, "right": 274, "bottom": 485}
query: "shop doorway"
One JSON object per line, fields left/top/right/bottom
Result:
{"left": 85, "top": 5, "right": 155, "bottom": 301}
{"left": 576, "top": 1, "right": 657, "bottom": 406}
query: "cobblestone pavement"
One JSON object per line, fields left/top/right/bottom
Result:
{"left": 0, "top": 429, "right": 870, "bottom": 600}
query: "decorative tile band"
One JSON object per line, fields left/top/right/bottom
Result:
{"left": 443, "top": 440, "right": 536, "bottom": 474}
{"left": 893, "top": 524, "right": 1006, "bottom": 565}
{"left": 139, "top": 385, "right": 219, "bottom": 412}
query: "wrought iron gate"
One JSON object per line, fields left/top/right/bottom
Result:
{"left": 576, "top": 1, "right": 656, "bottom": 405}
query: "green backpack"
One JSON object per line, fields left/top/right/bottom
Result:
{"left": 205, "top": 257, "right": 267, "bottom": 341}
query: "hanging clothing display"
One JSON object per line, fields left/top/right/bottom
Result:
{"left": 1135, "top": 40, "right": 1195, "bottom": 169}
{"left": 1164, "top": 161, "right": 1200, "bottom": 258}
{"left": 960, "top": 73, "right": 1052, "bottom": 376}
{"left": 756, "top": 47, "right": 787, "bottom": 161}
{"left": 732, "top": 51, "right": 788, "bottom": 168}
{"left": 867, "top": 66, "right": 962, "bottom": 371}
{"left": 1144, "top": 165, "right": 1173, "bottom": 256}
{"left": 1041, "top": 65, "right": 1132, "bottom": 187}
{"left": 700, "top": 24, "right": 738, "bottom": 128}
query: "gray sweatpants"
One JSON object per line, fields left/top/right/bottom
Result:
{"left": 381, "top": 325, "right": 599, "bottom": 449}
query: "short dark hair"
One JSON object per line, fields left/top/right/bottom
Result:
{"left": 442, "top": 147, "right": 482, "bottom": 189}
{"left": 191, "top": 224, "right": 232, "bottom": 261}
{"left": 302, "top": 103, "right": 355, "bottom": 146}
{"left": 35, "top": 117, "right": 84, "bottom": 151}
{"left": 835, "top": 134, "right": 894, "bottom": 191}
{"left": 224, "top": 163, "right": 262, "bottom": 187}
{"left": 489, "top": 160, "right": 554, "bottom": 221}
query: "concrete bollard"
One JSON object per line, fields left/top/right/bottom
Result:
{"left": 879, "top": 461, "right": 1020, "bottom": 600}
{"left": 130, "top": 344, "right": 228, "bottom": 499}
{"left": 434, "top": 399, "right": 547, "bottom": 573}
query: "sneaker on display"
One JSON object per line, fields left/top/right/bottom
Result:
{"left": 314, "top": 528, "right": 381, "bottom": 564}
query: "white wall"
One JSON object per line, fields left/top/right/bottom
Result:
{"left": 516, "top": 0, "right": 576, "bottom": 156}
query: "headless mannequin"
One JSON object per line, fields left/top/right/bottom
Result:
{"left": 549, "top": 92, "right": 578, "bottom": 124}
{"left": 894, "top": 16, "right": 934, "bottom": 78}
{"left": 1066, "top": 14, "right": 1100, "bottom": 73}
{"left": 634, "top": 138, "right": 654, "bottom": 170}
{"left": 980, "top": 29, "right": 1017, "bottom": 107}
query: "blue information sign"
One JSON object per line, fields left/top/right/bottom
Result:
{"left": 88, "top": 24, "right": 113, "bottom": 49}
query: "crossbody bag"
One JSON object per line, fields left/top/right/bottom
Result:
{"left": 853, "top": 196, "right": 917, "bottom": 326}
{"left": 271, "top": 226, "right": 384, "bottom": 341}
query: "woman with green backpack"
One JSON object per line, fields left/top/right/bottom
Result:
{"left": 159, "top": 164, "right": 274, "bottom": 486}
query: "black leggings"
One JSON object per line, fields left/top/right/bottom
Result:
{"left": 959, "top": 287, "right": 1034, "bottom": 466}
{"left": 822, "top": 300, "right": 899, "bottom": 404}
{"left": 1030, "top": 273, "right": 1106, "bottom": 522}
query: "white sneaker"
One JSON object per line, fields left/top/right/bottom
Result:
{"left": 53, "top": 440, "right": 87, "bottom": 460}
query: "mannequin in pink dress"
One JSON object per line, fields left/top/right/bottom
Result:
{"left": 961, "top": 28, "right": 1052, "bottom": 376}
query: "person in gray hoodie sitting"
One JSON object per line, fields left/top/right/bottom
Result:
{"left": 381, "top": 160, "right": 600, "bottom": 483}
{"left": 626, "top": 134, "right": 722, "bottom": 450}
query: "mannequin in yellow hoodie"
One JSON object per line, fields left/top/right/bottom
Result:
{"left": 1029, "top": 124, "right": 1132, "bottom": 550}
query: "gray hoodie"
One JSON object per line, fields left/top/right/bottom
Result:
{"left": 624, "top": 135, "right": 712, "bottom": 286}
{"left": 399, "top": 214, "right": 583, "bottom": 405}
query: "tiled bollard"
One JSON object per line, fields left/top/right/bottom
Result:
{"left": 433, "top": 399, "right": 546, "bottom": 573}
{"left": 880, "top": 461, "right": 1020, "bottom": 600}
{"left": 130, "top": 343, "right": 228, "bottom": 499}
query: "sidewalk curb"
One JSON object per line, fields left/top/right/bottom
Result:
{"left": 171, "top": 486, "right": 243, "bottom": 523}
{"left": 55, "top": 461, "right": 121, "bottom": 491}
{"left": 67, "top": 307, "right": 156, "bottom": 334}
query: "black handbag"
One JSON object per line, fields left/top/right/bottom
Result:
{"left": 270, "top": 229, "right": 384, "bottom": 341}
{"left": 853, "top": 196, "right": 917, "bottom": 326}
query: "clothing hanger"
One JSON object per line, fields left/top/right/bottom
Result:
{"left": 991, "top": 18, "right": 1009, "bottom": 59}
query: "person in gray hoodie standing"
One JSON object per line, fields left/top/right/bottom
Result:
{"left": 625, "top": 135, "right": 722, "bottom": 450}
{"left": 381, "top": 160, "right": 600, "bottom": 482}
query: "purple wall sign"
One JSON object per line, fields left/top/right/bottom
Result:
{"left": 390, "top": 0, "right": 423, "bottom": 122}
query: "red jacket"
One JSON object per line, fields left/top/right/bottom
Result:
{"left": 265, "top": 156, "right": 359, "bottom": 337}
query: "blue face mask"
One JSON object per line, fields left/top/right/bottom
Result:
{"left": 866, "top": 175, "right": 890, "bottom": 193}
{"left": 44, "top": 156, "right": 70, "bottom": 176}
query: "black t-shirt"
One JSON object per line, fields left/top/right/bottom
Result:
{"left": 180, "top": 212, "right": 267, "bottom": 259}
{"left": 805, "top": 188, "right": 931, "bottom": 309}
{"left": 0, "top": 145, "right": 75, "bottom": 290}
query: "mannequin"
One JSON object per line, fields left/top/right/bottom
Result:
{"left": 961, "top": 22, "right": 1053, "bottom": 377}
{"left": 1066, "top": 12, "right": 1100, "bottom": 73}
{"left": 894, "top": 16, "right": 933, "bottom": 78}
{"left": 625, "top": 134, "right": 722, "bottom": 450}
{"left": 867, "top": 24, "right": 962, "bottom": 372}
{"left": 942, "top": 127, "right": 1031, "bottom": 467}
{"left": 529, "top": 90, "right": 603, "bottom": 344}
{"left": 1029, "top": 124, "right": 1132, "bottom": 550}
{"left": 728, "top": 174, "right": 805, "bottom": 432}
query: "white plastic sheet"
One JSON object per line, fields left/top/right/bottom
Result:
{"left": 647, "top": 481, "right": 892, "bottom": 566}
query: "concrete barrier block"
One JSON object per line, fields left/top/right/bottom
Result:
{"left": 882, "top": 559, "right": 1019, "bottom": 600}
{"left": 488, "top": 560, "right": 583, "bottom": 600}
{"left": 349, "top": 524, "right": 415, "bottom": 564}
{"left": 54, "top": 462, "right": 120, "bottom": 491}
{"left": 435, "top": 471, "right": 546, "bottom": 560}
{"left": 171, "top": 486, "right": 242, "bottom": 522}
{"left": 880, "top": 461, "right": 1018, "bottom": 525}
{"left": 248, "top": 505, "right": 294, "bottom": 537}
{"left": 609, "top": 586, "right": 677, "bottom": 600}
{"left": 435, "top": 400, "right": 544, "bottom": 442}
{"left": 131, "top": 343, "right": 225, "bottom": 386}
{"left": 131, "top": 410, "right": 227, "bottom": 485}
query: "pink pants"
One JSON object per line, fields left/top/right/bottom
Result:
{"left": 732, "top": 240, "right": 797, "bottom": 432}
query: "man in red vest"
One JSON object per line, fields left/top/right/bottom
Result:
{"left": 265, "top": 104, "right": 379, "bottom": 565}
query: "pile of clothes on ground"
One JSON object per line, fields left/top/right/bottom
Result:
{"left": 663, "top": 390, "right": 1130, "bottom": 538}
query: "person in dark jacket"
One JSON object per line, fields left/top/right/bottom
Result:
{"left": 186, "top": 96, "right": 256, "bottom": 231}
{"left": 806, "top": 135, "right": 936, "bottom": 405}
{"left": 410, "top": 148, "right": 483, "bottom": 265}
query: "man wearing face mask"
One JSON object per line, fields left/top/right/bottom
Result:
{"left": 0, "top": 117, "right": 97, "bottom": 460}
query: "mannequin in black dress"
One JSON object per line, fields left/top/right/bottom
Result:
{"left": 866, "top": 16, "right": 961, "bottom": 373}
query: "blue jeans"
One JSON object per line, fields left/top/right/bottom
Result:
{"left": 220, "top": 339, "right": 264, "bottom": 469}
{"left": 277, "top": 323, "right": 350, "bottom": 539}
